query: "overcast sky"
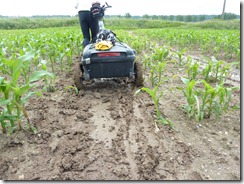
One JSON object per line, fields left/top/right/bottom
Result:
{"left": 0, "top": 0, "right": 241, "bottom": 17}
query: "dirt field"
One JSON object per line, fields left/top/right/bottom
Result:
{"left": 0, "top": 52, "right": 240, "bottom": 180}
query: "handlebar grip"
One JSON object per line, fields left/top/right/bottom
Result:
{"left": 105, "top": 2, "right": 112, "bottom": 8}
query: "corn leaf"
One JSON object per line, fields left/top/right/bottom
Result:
{"left": 29, "top": 71, "right": 55, "bottom": 83}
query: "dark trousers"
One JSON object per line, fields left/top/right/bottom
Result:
{"left": 78, "top": 10, "right": 99, "bottom": 47}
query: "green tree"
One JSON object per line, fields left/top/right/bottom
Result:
{"left": 186, "top": 15, "right": 193, "bottom": 22}
{"left": 176, "top": 15, "right": 184, "bottom": 22}
{"left": 159, "top": 15, "right": 167, "bottom": 20}
{"left": 215, "top": 13, "right": 237, "bottom": 20}
{"left": 152, "top": 15, "right": 158, "bottom": 20}
{"left": 169, "top": 15, "right": 174, "bottom": 21}
{"left": 124, "top": 13, "right": 132, "bottom": 18}
{"left": 142, "top": 14, "right": 150, "bottom": 19}
{"left": 225, "top": 13, "right": 237, "bottom": 19}
{"left": 192, "top": 16, "right": 198, "bottom": 22}
{"left": 199, "top": 15, "right": 206, "bottom": 21}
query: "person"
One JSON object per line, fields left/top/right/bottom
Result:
{"left": 75, "top": 0, "right": 101, "bottom": 47}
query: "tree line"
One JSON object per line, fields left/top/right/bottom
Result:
{"left": 0, "top": 12, "right": 239, "bottom": 23}
{"left": 113, "top": 12, "right": 240, "bottom": 22}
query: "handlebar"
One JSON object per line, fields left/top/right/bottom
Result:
{"left": 91, "top": 2, "right": 111, "bottom": 20}
{"left": 102, "top": 2, "right": 112, "bottom": 11}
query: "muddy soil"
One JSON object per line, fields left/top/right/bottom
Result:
{"left": 0, "top": 54, "right": 240, "bottom": 180}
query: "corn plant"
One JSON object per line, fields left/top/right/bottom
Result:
{"left": 66, "top": 48, "right": 73, "bottom": 71}
{"left": 37, "top": 60, "right": 55, "bottom": 92}
{"left": 199, "top": 80, "right": 239, "bottom": 120}
{"left": 202, "top": 56, "right": 239, "bottom": 84}
{"left": 146, "top": 47, "right": 169, "bottom": 87}
{"left": 178, "top": 77, "right": 199, "bottom": 120}
{"left": 0, "top": 77, "right": 16, "bottom": 133}
{"left": 186, "top": 60, "right": 199, "bottom": 80}
{"left": 135, "top": 82, "right": 173, "bottom": 127}
{"left": 157, "top": 61, "right": 167, "bottom": 84}
{"left": 202, "top": 61, "right": 212, "bottom": 82}
{"left": 176, "top": 48, "right": 186, "bottom": 67}
{"left": 148, "top": 61, "right": 168, "bottom": 87}
{"left": 57, "top": 51, "right": 66, "bottom": 72}
{"left": 152, "top": 46, "right": 170, "bottom": 62}
{"left": 149, "top": 66, "right": 157, "bottom": 87}
{"left": 142, "top": 54, "right": 151, "bottom": 70}
{"left": 179, "top": 77, "right": 239, "bottom": 122}
{"left": 0, "top": 54, "right": 55, "bottom": 134}
{"left": 65, "top": 85, "right": 79, "bottom": 95}
{"left": 46, "top": 41, "right": 58, "bottom": 74}
{"left": 137, "top": 28, "right": 239, "bottom": 62}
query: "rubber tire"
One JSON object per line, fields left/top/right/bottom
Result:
{"left": 73, "top": 62, "right": 83, "bottom": 90}
{"left": 134, "top": 61, "right": 144, "bottom": 87}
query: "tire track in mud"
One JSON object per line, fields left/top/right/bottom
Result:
{"left": 84, "top": 82, "right": 158, "bottom": 179}
{"left": 79, "top": 81, "right": 140, "bottom": 179}
{"left": 0, "top": 67, "right": 239, "bottom": 180}
{"left": 47, "top": 79, "right": 165, "bottom": 180}
{"left": 1, "top": 78, "right": 199, "bottom": 180}
{"left": 74, "top": 80, "right": 200, "bottom": 180}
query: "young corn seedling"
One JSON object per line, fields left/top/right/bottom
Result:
{"left": 200, "top": 80, "right": 239, "bottom": 120}
{"left": 141, "top": 54, "right": 155, "bottom": 87}
{"left": 203, "top": 56, "right": 238, "bottom": 84}
{"left": 157, "top": 61, "right": 167, "bottom": 84}
{"left": 135, "top": 82, "right": 173, "bottom": 128}
{"left": 18, "top": 50, "right": 37, "bottom": 83}
{"left": 148, "top": 61, "right": 168, "bottom": 87}
{"left": 0, "top": 75, "right": 33, "bottom": 134}
{"left": 177, "top": 48, "right": 186, "bottom": 67}
{"left": 179, "top": 77, "right": 200, "bottom": 120}
{"left": 47, "top": 42, "right": 59, "bottom": 74}
{"left": 186, "top": 60, "right": 199, "bottom": 80}
{"left": 73, "top": 34, "right": 83, "bottom": 56}
{"left": 152, "top": 46, "right": 170, "bottom": 62}
{"left": 185, "top": 55, "right": 193, "bottom": 66}
{"left": 142, "top": 54, "right": 151, "bottom": 70}
{"left": 218, "top": 61, "right": 239, "bottom": 84}
{"left": 25, "top": 42, "right": 42, "bottom": 71}
{"left": 37, "top": 60, "right": 56, "bottom": 92}
{"left": 65, "top": 86, "right": 79, "bottom": 95}
{"left": 57, "top": 52, "right": 66, "bottom": 72}
{"left": 0, "top": 77, "right": 16, "bottom": 133}
{"left": 180, "top": 77, "right": 239, "bottom": 122}
{"left": 131, "top": 37, "right": 147, "bottom": 54}
{"left": 0, "top": 108, "right": 18, "bottom": 134}
{"left": 149, "top": 65, "right": 157, "bottom": 87}
{"left": 197, "top": 80, "right": 219, "bottom": 120}
{"left": 212, "top": 57, "right": 223, "bottom": 82}
{"left": 202, "top": 61, "right": 212, "bottom": 82}
{"left": 218, "top": 85, "right": 239, "bottom": 113}
{"left": 66, "top": 48, "right": 74, "bottom": 71}
{"left": 0, "top": 53, "right": 55, "bottom": 134}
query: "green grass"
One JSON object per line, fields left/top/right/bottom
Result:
{"left": 0, "top": 17, "right": 78, "bottom": 30}
{"left": 0, "top": 17, "right": 240, "bottom": 30}
{"left": 180, "top": 19, "right": 240, "bottom": 30}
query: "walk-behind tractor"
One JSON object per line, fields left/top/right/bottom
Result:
{"left": 73, "top": 2, "right": 143, "bottom": 90}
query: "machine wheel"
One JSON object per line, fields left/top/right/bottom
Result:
{"left": 73, "top": 62, "right": 83, "bottom": 90}
{"left": 134, "top": 61, "right": 144, "bottom": 87}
